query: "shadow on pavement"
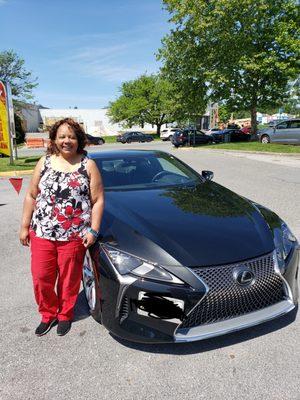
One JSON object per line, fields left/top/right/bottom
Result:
{"left": 110, "top": 306, "right": 298, "bottom": 354}
{"left": 73, "top": 290, "right": 90, "bottom": 322}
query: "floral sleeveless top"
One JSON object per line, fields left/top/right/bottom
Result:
{"left": 31, "top": 155, "right": 91, "bottom": 241}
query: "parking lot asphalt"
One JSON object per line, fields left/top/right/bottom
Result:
{"left": 0, "top": 142, "right": 299, "bottom": 400}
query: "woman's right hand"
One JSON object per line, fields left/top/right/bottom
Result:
{"left": 19, "top": 226, "right": 30, "bottom": 246}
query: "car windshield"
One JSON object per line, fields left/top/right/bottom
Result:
{"left": 93, "top": 153, "right": 203, "bottom": 190}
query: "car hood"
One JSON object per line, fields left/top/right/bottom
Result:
{"left": 100, "top": 182, "right": 274, "bottom": 267}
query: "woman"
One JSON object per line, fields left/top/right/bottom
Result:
{"left": 19, "top": 118, "right": 104, "bottom": 336}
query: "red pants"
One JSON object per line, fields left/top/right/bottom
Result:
{"left": 30, "top": 231, "right": 86, "bottom": 323}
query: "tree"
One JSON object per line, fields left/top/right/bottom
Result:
{"left": 0, "top": 50, "right": 38, "bottom": 100}
{"left": 14, "top": 113, "right": 25, "bottom": 144}
{"left": 108, "top": 74, "right": 181, "bottom": 135}
{"left": 282, "top": 78, "right": 300, "bottom": 116}
{"left": 218, "top": 104, "right": 231, "bottom": 124}
{"left": 158, "top": 0, "right": 300, "bottom": 133}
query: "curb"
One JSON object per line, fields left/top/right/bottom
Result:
{"left": 0, "top": 170, "right": 34, "bottom": 178}
{"left": 177, "top": 147, "right": 300, "bottom": 157}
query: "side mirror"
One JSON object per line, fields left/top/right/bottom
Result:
{"left": 202, "top": 170, "right": 214, "bottom": 181}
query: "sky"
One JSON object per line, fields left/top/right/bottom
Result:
{"left": 0, "top": 0, "right": 171, "bottom": 109}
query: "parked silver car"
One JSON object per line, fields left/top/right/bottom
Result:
{"left": 259, "top": 119, "right": 300, "bottom": 144}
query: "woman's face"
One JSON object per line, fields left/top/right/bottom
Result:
{"left": 54, "top": 124, "right": 78, "bottom": 156}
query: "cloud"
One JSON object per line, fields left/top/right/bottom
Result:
{"left": 35, "top": 91, "right": 111, "bottom": 108}
{"left": 47, "top": 22, "right": 168, "bottom": 49}
{"left": 51, "top": 37, "right": 159, "bottom": 83}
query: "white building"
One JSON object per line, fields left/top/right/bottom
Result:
{"left": 39, "top": 108, "right": 159, "bottom": 136}
{"left": 18, "top": 103, "right": 44, "bottom": 132}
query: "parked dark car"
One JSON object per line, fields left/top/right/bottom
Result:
{"left": 171, "top": 129, "right": 213, "bottom": 147}
{"left": 82, "top": 150, "right": 299, "bottom": 343}
{"left": 212, "top": 128, "right": 251, "bottom": 143}
{"left": 86, "top": 134, "right": 105, "bottom": 145}
{"left": 116, "top": 131, "right": 154, "bottom": 144}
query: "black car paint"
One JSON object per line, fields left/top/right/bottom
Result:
{"left": 100, "top": 183, "right": 274, "bottom": 266}
{"left": 116, "top": 132, "right": 154, "bottom": 143}
{"left": 86, "top": 134, "right": 105, "bottom": 145}
{"left": 86, "top": 150, "right": 298, "bottom": 343}
{"left": 212, "top": 129, "right": 251, "bottom": 143}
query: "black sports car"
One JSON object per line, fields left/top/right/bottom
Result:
{"left": 83, "top": 150, "right": 299, "bottom": 343}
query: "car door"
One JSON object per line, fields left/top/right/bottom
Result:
{"left": 288, "top": 120, "right": 300, "bottom": 144}
{"left": 231, "top": 129, "right": 244, "bottom": 142}
{"left": 195, "top": 130, "right": 208, "bottom": 144}
{"left": 131, "top": 132, "right": 139, "bottom": 142}
{"left": 138, "top": 133, "right": 145, "bottom": 142}
{"left": 187, "top": 130, "right": 196, "bottom": 145}
{"left": 273, "top": 121, "right": 290, "bottom": 143}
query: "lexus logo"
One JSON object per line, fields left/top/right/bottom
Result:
{"left": 233, "top": 265, "right": 255, "bottom": 287}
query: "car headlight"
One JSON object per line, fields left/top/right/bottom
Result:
{"left": 273, "top": 222, "right": 297, "bottom": 274}
{"left": 103, "top": 245, "right": 184, "bottom": 284}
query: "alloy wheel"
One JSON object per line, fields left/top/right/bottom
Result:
{"left": 261, "top": 135, "right": 270, "bottom": 144}
{"left": 82, "top": 258, "right": 96, "bottom": 311}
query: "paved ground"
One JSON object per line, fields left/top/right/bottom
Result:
{"left": 0, "top": 142, "right": 299, "bottom": 400}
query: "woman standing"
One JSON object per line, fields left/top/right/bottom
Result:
{"left": 19, "top": 118, "right": 104, "bottom": 336}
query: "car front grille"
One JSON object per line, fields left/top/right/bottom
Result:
{"left": 180, "top": 253, "right": 286, "bottom": 328}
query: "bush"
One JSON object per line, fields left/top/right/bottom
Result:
{"left": 14, "top": 113, "right": 25, "bottom": 144}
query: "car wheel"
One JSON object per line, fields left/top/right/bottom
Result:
{"left": 261, "top": 135, "right": 270, "bottom": 144}
{"left": 168, "top": 135, "right": 173, "bottom": 141}
{"left": 82, "top": 251, "right": 101, "bottom": 323}
{"left": 126, "top": 139, "right": 131, "bottom": 143}
{"left": 98, "top": 139, "right": 104, "bottom": 145}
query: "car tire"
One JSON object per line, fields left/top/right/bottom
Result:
{"left": 168, "top": 135, "right": 173, "bottom": 141}
{"left": 98, "top": 139, "right": 104, "bottom": 145}
{"left": 261, "top": 135, "right": 270, "bottom": 144}
{"left": 126, "top": 139, "right": 131, "bottom": 143}
{"left": 82, "top": 251, "right": 102, "bottom": 323}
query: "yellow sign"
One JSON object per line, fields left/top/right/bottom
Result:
{"left": 0, "top": 81, "right": 11, "bottom": 156}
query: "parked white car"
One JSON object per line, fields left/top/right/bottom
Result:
{"left": 160, "top": 127, "right": 181, "bottom": 141}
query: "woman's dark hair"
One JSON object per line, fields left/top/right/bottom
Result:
{"left": 47, "top": 118, "right": 88, "bottom": 155}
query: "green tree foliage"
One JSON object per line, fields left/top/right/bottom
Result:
{"left": 218, "top": 104, "right": 231, "bottom": 124}
{"left": 162, "top": 183, "right": 253, "bottom": 217}
{"left": 283, "top": 78, "right": 300, "bottom": 116}
{"left": 0, "top": 50, "right": 38, "bottom": 100}
{"left": 14, "top": 113, "right": 25, "bottom": 144}
{"left": 108, "top": 74, "right": 181, "bottom": 134}
{"left": 158, "top": 0, "right": 300, "bottom": 133}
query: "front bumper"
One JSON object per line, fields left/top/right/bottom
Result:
{"left": 95, "top": 245, "right": 299, "bottom": 343}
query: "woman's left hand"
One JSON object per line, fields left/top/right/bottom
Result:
{"left": 82, "top": 232, "right": 97, "bottom": 248}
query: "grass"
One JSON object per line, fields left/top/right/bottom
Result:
{"left": 0, "top": 156, "right": 39, "bottom": 172}
{"left": 201, "top": 142, "right": 300, "bottom": 153}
